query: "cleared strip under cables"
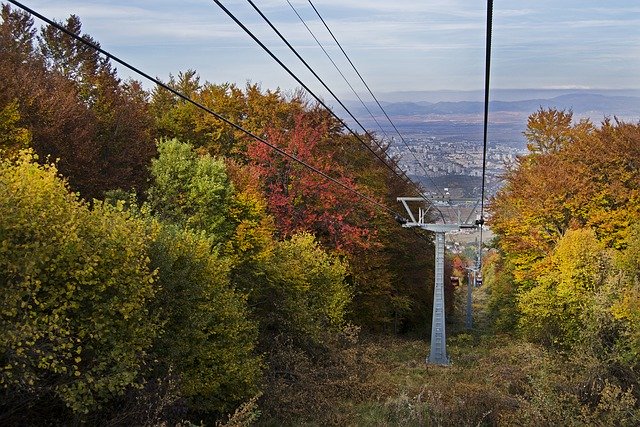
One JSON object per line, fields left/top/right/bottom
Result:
{"left": 7, "top": 0, "right": 402, "bottom": 219}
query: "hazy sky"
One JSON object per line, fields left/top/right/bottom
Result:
{"left": 11, "top": 1, "right": 640, "bottom": 96}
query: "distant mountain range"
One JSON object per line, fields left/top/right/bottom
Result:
{"left": 345, "top": 90, "right": 640, "bottom": 122}
{"left": 367, "top": 88, "right": 640, "bottom": 103}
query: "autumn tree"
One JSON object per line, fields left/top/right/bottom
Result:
{"left": 0, "top": 5, "right": 97, "bottom": 193}
{"left": 488, "top": 109, "right": 640, "bottom": 366}
{"left": 248, "top": 111, "right": 377, "bottom": 252}
{"left": 517, "top": 228, "right": 610, "bottom": 346}
{"left": 150, "top": 73, "right": 306, "bottom": 159}
{"left": 1, "top": 6, "right": 155, "bottom": 199}
{"left": 0, "top": 100, "right": 31, "bottom": 156}
{"left": 0, "top": 152, "right": 159, "bottom": 419}
{"left": 0, "top": 3, "right": 36, "bottom": 63}
{"left": 490, "top": 110, "right": 639, "bottom": 280}
{"left": 38, "top": 15, "right": 155, "bottom": 198}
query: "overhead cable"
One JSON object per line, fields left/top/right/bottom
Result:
{"left": 306, "top": 0, "right": 447, "bottom": 200}
{"left": 211, "top": 0, "right": 419, "bottom": 192}
{"left": 246, "top": 0, "right": 440, "bottom": 221}
{"left": 246, "top": 0, "right": 390, "bottom": 155}
{"left": 284, "top": 0, "right": 390, "bottom": 141}
{"left": 480, "top": 0, "right": 493, "bottom": 219}
{"left": 478, "top": 0, "right": 494, "bottom": 267}
{"left": 6, "top": 0, "right": 402, "bottom": 219}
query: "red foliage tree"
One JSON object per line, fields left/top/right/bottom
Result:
{"left": 247, "top": 112, "right": 377, "bottom": 252}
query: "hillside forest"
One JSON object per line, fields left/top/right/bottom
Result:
{"left": 1, "top": 5, "right": 640, "bottom": 426}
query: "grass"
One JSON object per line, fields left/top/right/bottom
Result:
{"left": 254, "top": 285, "right": 640, "bottom": 426}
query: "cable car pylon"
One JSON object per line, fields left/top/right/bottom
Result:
{"left": 397, "top": 197, "right": 481, "bottom": 365}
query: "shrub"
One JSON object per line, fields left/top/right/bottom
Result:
{"left": 148, "top": 224, "right": 261, "bottom": 416}
{"left": 0, "top": 151, "right": 158, "bottom": 415}
{"left": 258, "top": 232, "right": 350, "bottom": 347}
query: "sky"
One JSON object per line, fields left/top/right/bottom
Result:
{"left": 8, "top": 0, "right": 640, "bottom": 98}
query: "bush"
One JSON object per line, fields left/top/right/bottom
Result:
{"left": 0, "top": 152, "right": 158, "bottom": 416}
{"left": 148, "top": 224, "right": 261, "bottom": 417}
{"left": 259, "top": 232, "right": 350, "bottom": 347}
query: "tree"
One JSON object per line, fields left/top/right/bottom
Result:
{"left": 259, "top": 233, "right": 350, "bottom": 347}
{"left": 150, "top": 75, "right": 307, "bottom": 160}
{"left": 0, "top": 100, "right": 31, "bottom": 156}
{"left": 38, "top": 15, "right": 156, "bottom": 198}
{"left": 517, "top": 228, "right": 609, "bottom": 347}
{"left": 524, "top": 108, "right": 578, "bottom": 154}
{"left": 0, "top": 7, "right": 155, "bottom": 199}
{"left": 248, "top": 112, "right": 376, "bottom": 252}
{"left": 488, "top": 110, "right": 640, "bottom": 372}
{"left": 491, "top": 114, "right": 640, "bottom": 277}
{"left": 1, "top": 6, "right": 97, "bottom": 194}
{"left": 0, "top": 4, "right": 36, "bottom": 64}
{"left": 148, "top": 224, "right": 260, "bottom": 416}
{"left": 0, "top": 152, "right": 158, "bottom": 417}
{"left": 146, "top": 138, "right": 234, "bottom": 244}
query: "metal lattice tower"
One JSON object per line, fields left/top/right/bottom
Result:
{"left": 397, "top": 197, "right": 480, "bottom": 366}
{"left": 430, "top": 231, "right": 447, "bottom": 364}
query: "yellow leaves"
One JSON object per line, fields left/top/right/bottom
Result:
{"left": 0, "top": 154, "right": 160, "bottom": 413}
{"left": 0, "top": 100, "right": 31, "bottom": 156}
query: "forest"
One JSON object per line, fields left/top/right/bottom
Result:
{"left": 1, "top": 4, "right": 640, "bottom": 426}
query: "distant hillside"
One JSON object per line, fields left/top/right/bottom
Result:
{"left": 362, "top": 88, "right": 640, "bottom": 103}
{"left": 346, "top": 92, "right": 640, "bottom": 123}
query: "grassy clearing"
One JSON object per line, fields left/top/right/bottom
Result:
{"left": 254, "top": 285, "right": 639, "bottom": 426}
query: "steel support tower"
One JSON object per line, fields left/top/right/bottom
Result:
{"left": 430, "top": 230, "right": 447, "bottom": 364}
{"left": 397, "top": 197, "right": 480, "bottom": 366}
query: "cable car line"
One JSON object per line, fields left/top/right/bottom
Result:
{"left": 478, "top": 0, "right": 494, "bottom": 266}
{"left": 6, "top": 0, "right": 405, "bottom": 220}
{"left": 284, "top": 0, "right": 391, "bottom": 142}
{"left": 242, "top": 0, "right": 441, "bottom": 220}
{"left": 212, "top": 0, "right": 418, "bottom": 192}
{"left": 305, "top": 0, "right": 447, "bottom": 200}
{"left": 245, "top": 0, "right": 390, "bottom": 157}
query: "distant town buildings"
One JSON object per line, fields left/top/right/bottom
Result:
{"left": 388, "top": 132, "right": 525, "bottom": 198}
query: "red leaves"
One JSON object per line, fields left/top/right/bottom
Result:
{"left": 248, "top": 112, "right": 375, "bottom": 252}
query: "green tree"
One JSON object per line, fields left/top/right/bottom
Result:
{"left": 148, "top": 224, "right": 261, "bottom": 416}
{"left": 611, "top": 222, "right": 640, "bottom": 370}
{"left": 0, "top": 151, "right": 158, "bottom": 416}
{"left": 146, "top": 138, "right": 234, "bottom": 243}
{"left": 260, "top": 233, "right": 350, "bottom": 347}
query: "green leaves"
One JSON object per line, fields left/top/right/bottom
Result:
{"left": 147, "top": 138, "right": 233, "bottom": 244}
{"left": 0, "top": 152, "right": 158, "bottom": 413}
{"left": 261, "top": 232, "right": 350, "bottom": 344}
{"left": 149, "top": 225, "right": 260, "bottom": 414}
